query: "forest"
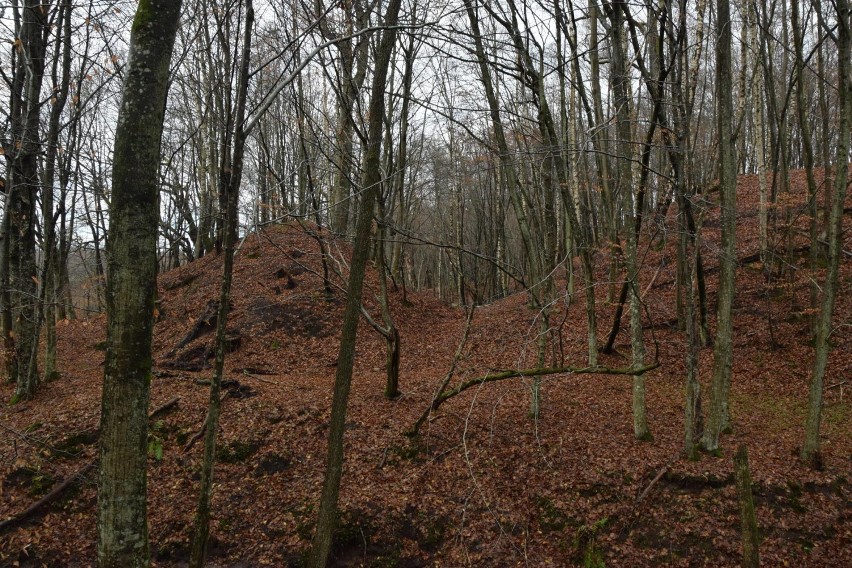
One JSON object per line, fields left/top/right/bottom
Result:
{"left": 0, "top": 0, "right": 850, "bottom": 566}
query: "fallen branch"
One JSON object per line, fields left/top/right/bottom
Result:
{"left": 0, "top": 462, "right": 96, "bottom": 533}
{"left": 169, "top": 300, "right": 222, "bottom": 354}
{"left": 241, "top": 369, "right": 277, "bottom": 385}
{"left": 407, "top": 306, "right": 476, "bottom": 437}
{"left": 149, "top": 397, "right": 180, "bottom": 419}
{"left": 0, "top": 397, "right": 179, "bottom": 533}
{"left": 182, "top": 391, "right": 231, "bottom": 454}
{"left": 409, "top": 356, "right": 660, "bottom": 436}
{"left": 636, "top": 463, "right": 670, "bottom": 504}
{"left": 440, "top": 363, "right": 660, "bottom": 402}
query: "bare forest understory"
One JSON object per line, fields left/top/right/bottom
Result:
{"left": 1, "top": 170, "right": 851, "bottom": 567}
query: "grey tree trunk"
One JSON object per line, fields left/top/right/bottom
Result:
{"left": 97, "top": 2, "right": 182, "bottom": 566}
{"left": 791, "top": 0, "right": 821, "bottom": 332}
{"left": 703, "top": 0, "right": 738, "bottom": 453}
{"left": 802, "top": 0, "right": 851, "bottom": 466}
{"left": 749, "top": 0, "right": 769, "bottom": 265}
{"left": 326, "top": 2, "right": 370, "bottom": 237}
{"left": 39, "top": 0, "right": 73, "bottom": 386}
{"left": 309, "top": 0, "right": 403, "bottom": 564}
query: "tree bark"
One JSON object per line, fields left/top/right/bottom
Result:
{"left": 608, "top": 0, "right": 650, "bottom": 440}
{"left": 734, "top": 445, "right": 760, "bottom": 567}
{"left": 97, "top": 2, "right": 182, "bottom": 566}
{"left": 309, "top": 0, "right": 403, "bottom": 564}
{"left": 2, "top": 0, "right": 50, "bottom": 401}
{"left": 802, "top": 0, "right": 851, "bottom": 466}
{"left": 703, "top": 0, "right": 738, "bottom": 453}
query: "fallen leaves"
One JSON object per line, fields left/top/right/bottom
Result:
{"left": 0, "top": 180, "right": 850, "bottom": 565}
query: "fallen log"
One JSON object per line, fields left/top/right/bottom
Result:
{"left": 171, "top": 300, "right": 223, "bottom": 353}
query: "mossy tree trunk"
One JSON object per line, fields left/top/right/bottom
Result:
{"left": 734, "top": 445, "right": 760, "bottom": 567}
{"left": 2, "top": 0, "right": 50, "bottom": 401}
{"left": 97, "top": 1, "right": 182, "bottom": 566}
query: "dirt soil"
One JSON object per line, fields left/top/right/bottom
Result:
{"left": 1, "top": 171, "right": 851, "bottom": 567}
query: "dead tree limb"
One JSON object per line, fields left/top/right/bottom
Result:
{"left": 149, "top": 397, "right": 180, "bottom": 419}
{"left": 0, "top": 397, "right": 179, "bottom": 533}
{"left": 408, "top": 342, "right": 660, "bottom": 436}
{"left": 182, "top": 391, "right": 231, "bottom": 454}
{"left": 0, "top": 462, "right": 96, "bottom": 533}
{"left": 407, "top": 306, "right": 476, "bottom": 437}
{"left": 636, "top": 463, "right": 670, "bottom": 504}
{"left": 170, "top": 300, "right": 222, "bottom": 354}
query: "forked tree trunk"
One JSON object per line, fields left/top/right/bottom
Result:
{"left": 97, "top": 2, "right": 182, "bottom": 566}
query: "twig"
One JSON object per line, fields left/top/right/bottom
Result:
{"left": 377, "top": 447, "right": 389, "bottom": 470}
{"left": 182, "top": 391, "right": 231, "bottom": 454}
{"left": 641, "top": 259, "right": 665, "bottom": 300}
{"left": 636, "top": 463, "right": 670, "bottom": 504}
{"left": 241, "top": 369, "right": 276, "bottom": 384}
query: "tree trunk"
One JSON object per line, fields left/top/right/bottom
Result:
{"left": 3, "top": 0, "right": 50, "bottom": 401}
{"left": 749, "top": 0, "right": 769, "bottom": 266}
{"left": 97, "top": 2, "right": 182, "bottom": 566}
{"left": 704, "top": 0, "right": 738, "bottom": 453}
{"left": 734, "top": 445, "right": 760, "bottom": 567}
{"left": 791, "top": 0, "right": 820, "bottom": 332}
{"left": 327, "top": 3, "right": 370, "bottom": 237}
{"left": 802, "top": 0, "right": 851, "bottom": 466}
{"left": 609, "top": 1, "right": 650, "bottom": 440}
{"left": 39, "top": 0, "right": 73, "bottom": 385}
{"left": 309, "top": 0, "right": 402, "bottom": 564}
{"left": 190, "top": 3, "right": 253, "bottom": 565}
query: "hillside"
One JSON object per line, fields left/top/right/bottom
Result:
{"left": 1, "top": 173, "right": 851, "bottom": 567}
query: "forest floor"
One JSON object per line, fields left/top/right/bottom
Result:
{"left": 1, "top": 169, "right": 851, "bottom": 567}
